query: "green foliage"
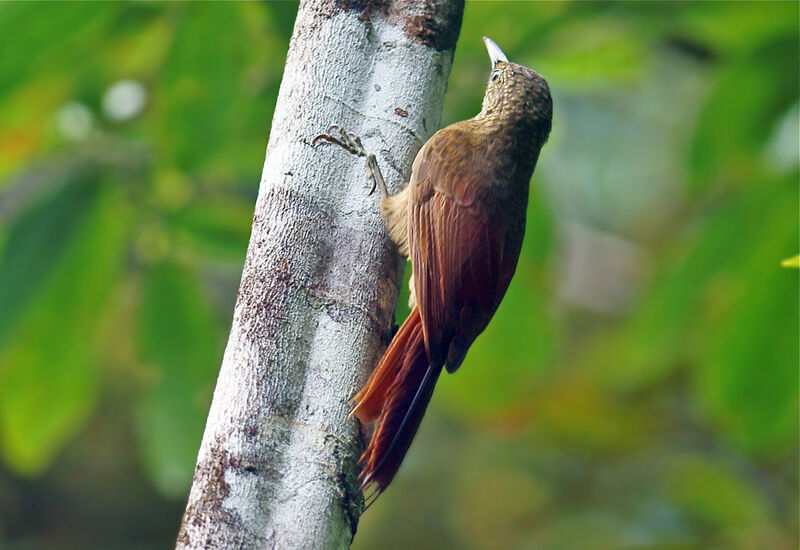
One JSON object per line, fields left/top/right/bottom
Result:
{"left": 690, "top": 33, "right": 800, "bottom": 187}
{"left": 0, "top": 182, "right": 130, "bottom": 474}
{"left": 0, "top": 2, "right": 262, "bottom": 491}
{"left": 782, "top": 255, "right": 800, "bottom": 268}
{"left": 693, "top": 181, "right": 798, "bottom": 454}
{"left": 0, "top": 180, "right": 97, "bottom": 348}
{"left": 0, "top": 2, "right": 796, "bottom": 549}
{"left": 136, "top": 262, "right": 222, "bottom": 496}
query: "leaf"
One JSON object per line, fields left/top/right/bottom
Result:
{"left": 592, "top": 179, "right": 791, "bottom": 392}
{"left": 101, "top": 10, "right": 174, "bottom": 80}
{"left": 661, "top": 455, "right": 772, "bottom": 528}
{"left": 521, "top": 182, "right": 554, "bottom": 263}
{"left": 0, "top": 4, "right": 119, "bottom": 102}
{"left": 537, "top": 18, "right": 646, "bottom": 87}
{"left": 135, "top": 261, "right": 223, "bottom": 497}
{"left": 692, "top": 182, "right": 799, "bottom": 454}
{"left": 171, "top": 196, "right": 253, "bottom": 262}
{"left": 0, "top": 180, "right": 97, "bottom": 348}
{"left": 263, "top": 0, "right": 299, "bottom": 41}
{"left": 0, "top": 182, "right": 129, "bottom": 475}
{"left": 690, "top": 33, "right": 800, "bottom": 187}
{"left": 155, "top": 4, "right": 250, "bottom": 171}
{"left": 780, "top": 255, "right": 799, "bottom": 268}
{"left": 0, "top": 76, "right": 70, "bottom": 178}
{"left": 677, "top": 2, "right": 799, "bottom": 54}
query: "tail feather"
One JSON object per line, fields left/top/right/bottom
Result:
{"left": 352, "top": 307, "right": 440, "bottom": 493}
{"left": 351, "top": 308, "right": 422, "bottom": 424}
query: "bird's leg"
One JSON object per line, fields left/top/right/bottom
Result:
{"left": 364, "top": 154, "right": 388, "bottom": 198}
{"left": 312, "top": 125, "right": 389, "bottom": 197}
{"left": 314, "top": 125, "right": 408, "bottom": 255}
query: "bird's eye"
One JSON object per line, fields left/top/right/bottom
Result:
{"left": 490, "top": 70, "right": 500, "bottom": 83}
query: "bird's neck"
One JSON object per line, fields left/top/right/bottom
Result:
{"left": 469, "top": 112, "right": 541, "bottom": 176}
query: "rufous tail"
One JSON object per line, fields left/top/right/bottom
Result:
{"left": 351, "top": 307, "right": 440, "bottom": 492}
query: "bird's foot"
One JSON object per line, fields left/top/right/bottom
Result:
{"left": 312, "top": 124, "right": 367, "bottom": 157}
{"left": 313, "top": 125, "right": 388, "bottom": 197}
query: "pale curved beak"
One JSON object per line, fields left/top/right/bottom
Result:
{"left": 483, "top": 36, "right": 508, "bottom": 67}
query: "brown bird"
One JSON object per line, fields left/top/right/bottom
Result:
{"left": 315, "top": 37, "right": 552, "bottom": 498}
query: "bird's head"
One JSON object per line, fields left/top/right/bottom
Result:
{"left": 480, "top": 37, "right": 552, "bottom": 145}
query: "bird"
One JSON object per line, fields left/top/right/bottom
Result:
{"left": 314, "top": 36, "right": 552, "bottom": 500}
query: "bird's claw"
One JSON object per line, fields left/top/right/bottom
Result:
{"left": 313, "top": 125, "right": 389, "bottom": 197}
{"left": 312, "top": 124, "right": 367, "bottom": 157}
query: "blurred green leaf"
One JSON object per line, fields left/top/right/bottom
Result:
{"left": 780, "top": 255, "right": 799, "bottom": 268}
{"left": 0, "top": 4, "right": 118, "bottom": 103}
{"left": 522, "top": 183, "right": 554, "bottom": 262}
{"left": 264, "top": 0, "right": 299, "bottom": 41}
{"left": 662, "top": 455, "right": 772, "bottom": 528}
{"left": 0, "top": 181, "right": 97, "bottom": 348}
{"left": 0, "top": 182, "right": 129, "bottom": 474}
{"left": 690, "top": 34, "right": 800, "bottom": 187}
{"left": 101, "top": 10, "right": 174, "bottom": 80}
{"left": 171, "top": 197, "right": 252, "bottom": 261}
{"left": 156, "top": 4, "right": 250, "bottom": 171}
{"left": 677, "top": 2, "right": 799, "bottom": 54}
{"left": 136, "top": 261, "right": 222, "bottom": 496}
{"left": 594, "top": 179, "right": 793, "bottom": 392}
{"left": 693, "top": 181, "right": 798, "bottom": 454}
{"left": 539, "top": 18, "right": 646, "bottom": 87}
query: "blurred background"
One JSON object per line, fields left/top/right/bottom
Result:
{"left": 0, "top": 2, "right": 797, "bottom": 549}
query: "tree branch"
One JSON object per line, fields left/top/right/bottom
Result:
{"left": 176, "top": 0, "right": 463, "bottom": 548}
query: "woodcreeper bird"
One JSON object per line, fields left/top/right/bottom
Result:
{"left": 314, "top": 37, "right": 552, "bottom": 500}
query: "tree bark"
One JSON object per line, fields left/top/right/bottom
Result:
{"left": 176, "top": 1, "right": 463, "bottom": 548}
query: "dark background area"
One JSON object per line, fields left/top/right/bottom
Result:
{"left": 0, "top": 2, "right": 797, "bottom": 549}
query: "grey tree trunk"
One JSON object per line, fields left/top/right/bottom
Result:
{"left": 176, "top": 1, "right": 463, "bottom": 548}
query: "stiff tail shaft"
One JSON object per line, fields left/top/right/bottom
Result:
{"left": 351, "top": 306, "right": 440, "bottom": 493}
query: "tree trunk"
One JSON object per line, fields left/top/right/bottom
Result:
{"left": 176, "top": 1, "right": 463, "bottom": 548}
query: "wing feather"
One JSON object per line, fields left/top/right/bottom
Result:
{"left": 408, "top": 127, "right": 524, "bottom": 373}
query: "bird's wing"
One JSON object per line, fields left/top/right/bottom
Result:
{"left": 409, "top": 127, "right": 524, "bottom": 373}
